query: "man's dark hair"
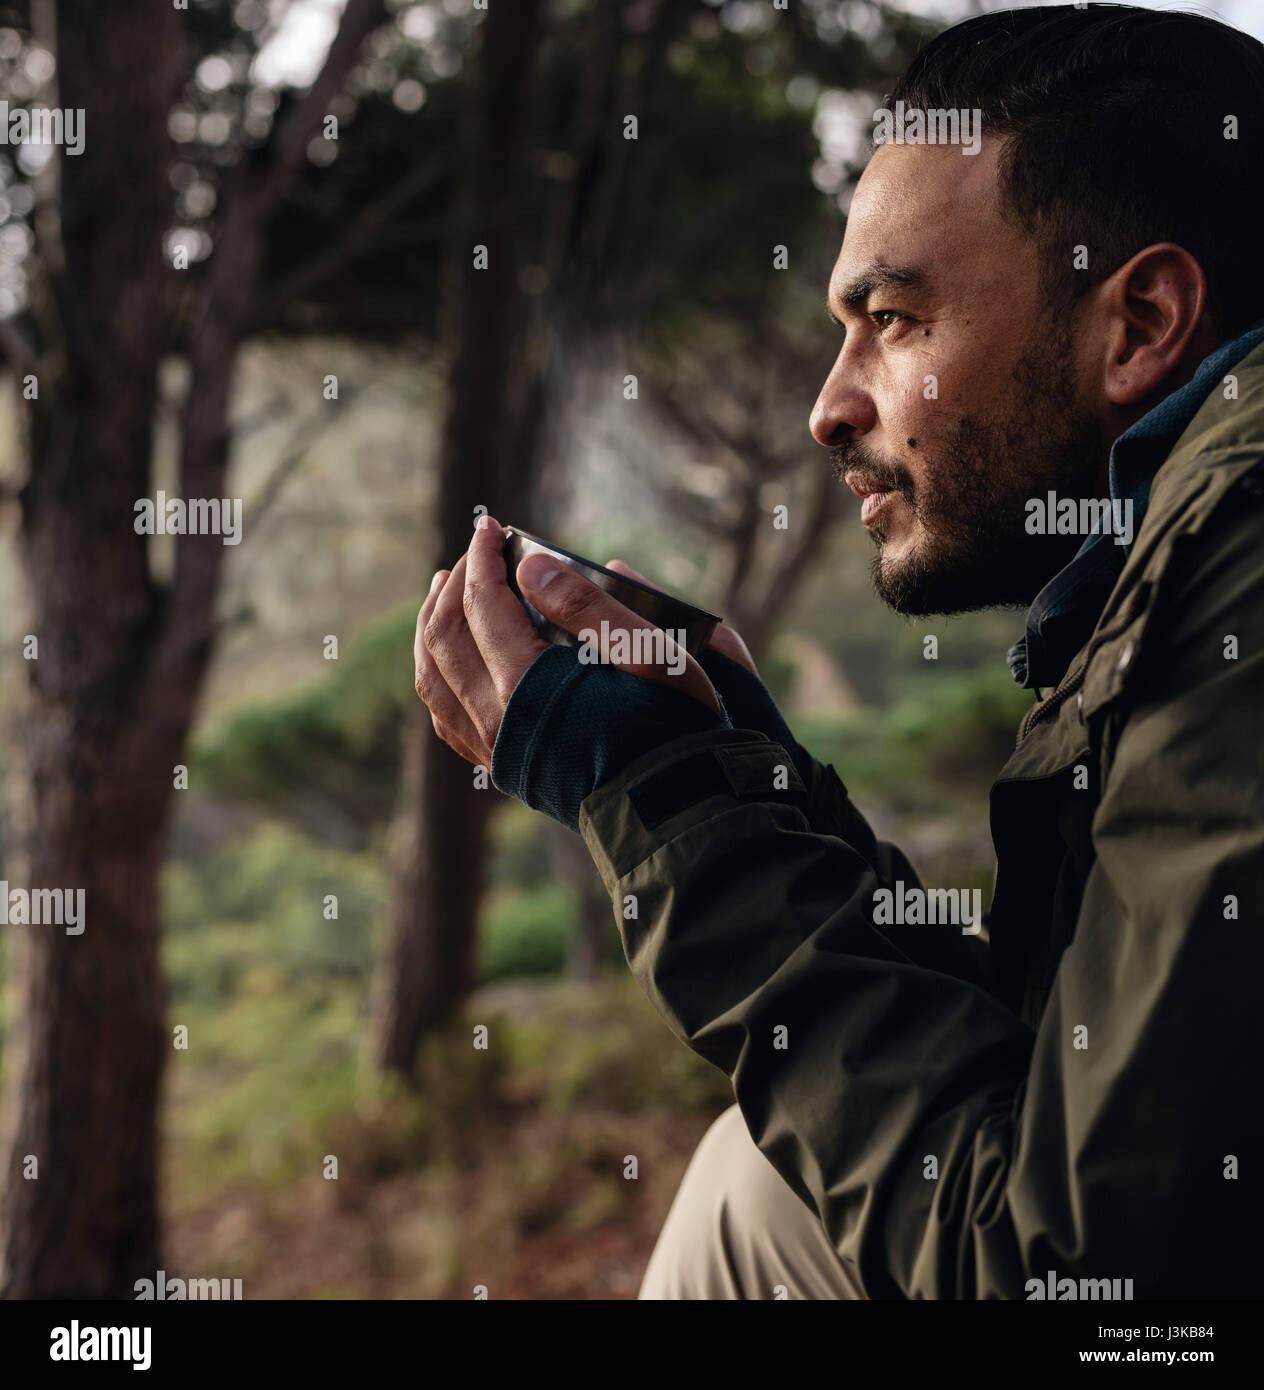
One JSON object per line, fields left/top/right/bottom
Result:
{"left": 889, "top": 3, "right": 1264, "bottom": 338}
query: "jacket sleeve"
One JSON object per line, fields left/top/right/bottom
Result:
{"left": 577, "top": 494, "right": 1264, "bottom": 1299}
{"left": 701, "top": 649, "right": 994, "bottom": 990}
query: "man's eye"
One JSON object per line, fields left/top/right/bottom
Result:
{"left": 870, "top": 310, "right": 910, "bottom": 333}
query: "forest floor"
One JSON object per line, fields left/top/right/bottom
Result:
{"left": 165, "top": 973, "right": 731, "bottom": 1299}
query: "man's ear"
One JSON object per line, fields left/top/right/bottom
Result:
{"left": 1096, "top": 243, "right": 1215, "bottom": 408}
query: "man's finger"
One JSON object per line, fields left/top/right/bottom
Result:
{"left": 704, "top": 623, "right": 758, "bottom": 675}
{"left": 464, "top": 515, "right": 549, "bottom": 701}
{"left": 414, "top": 570, "right": 493, "bottom": 764}
{"left": 423, "top": 550, "right": 511, "bottom": 751}
{"left": 605, "top": 558, "right": 654, "bottom": 586}
{"left": 414, "top": 567, "right": 449, "bottom": 681}
{"left": 424, "top": 551, "right": 480, "bottom": 679}
{"left": 429, "top": 709, "right": 486, "bottom": 766}
{"left": 516, "top": 552, "right": 720, "bottom": 714}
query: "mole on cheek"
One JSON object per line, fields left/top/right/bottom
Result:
{"left": 907, "top": 437, "right": 917, "bottom": 447}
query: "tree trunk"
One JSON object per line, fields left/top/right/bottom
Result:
{"left": 372, "top": 0, "right": 698, "bottom": 1067}
{"left": 0, "top": 0, "right": 387, "bottom": 1298}
{"left": 372, "top": 0, "right": 547, "bottom": 1075}
{"left": 552, "top": 822, "right": 610, "bottom": 983}
{"left": 372, "top": 716, "right": 495, "bottom": 1064}
{"left": 0, "top": 0, "right": 184, "bottom": 1298}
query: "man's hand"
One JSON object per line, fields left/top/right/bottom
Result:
{"left": 414, "top": 516, "right": 722, "bottom": 766}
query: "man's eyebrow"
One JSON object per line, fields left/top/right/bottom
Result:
{"left": 828, "top": 263, "right": 930, "bottom": 323}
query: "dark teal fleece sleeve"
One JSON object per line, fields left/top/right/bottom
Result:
{"left": 489, "top": 642, "right": 813, "bottom": 832}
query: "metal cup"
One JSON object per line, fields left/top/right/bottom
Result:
{"left": 502, "top": 526, "right": 721, "bottom": 656}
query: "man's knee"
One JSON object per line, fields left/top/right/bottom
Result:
{"left": 638, "top": 1103, "right": 865, "bottom": 1300}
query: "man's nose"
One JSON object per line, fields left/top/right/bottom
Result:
{"left": 809, "top": 352, "right": 874, "bottom": 447}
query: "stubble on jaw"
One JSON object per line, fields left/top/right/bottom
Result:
{"left": 831, "top": 320, "right": 1108, "bottom": 616}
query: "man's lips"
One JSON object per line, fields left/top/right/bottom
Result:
{"left": 844, "top": 472, "right": 903, "bottom": 527}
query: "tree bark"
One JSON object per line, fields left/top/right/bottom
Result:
{"left": 0, "top": 0, "right": 185, "bottom": 1299}
{"left": 372, "top": 0, "right": 548, "bottom": 1075}
{"left": 0, "top": 0, "right": 387, "bottom": 1298}
{"left": 553, "top": 822, "right": 609, "bottom": 983}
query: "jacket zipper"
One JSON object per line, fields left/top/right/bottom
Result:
{"left": 1016, "top": 663, "right": 1088, "bottom": 748}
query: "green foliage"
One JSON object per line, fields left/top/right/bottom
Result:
{"left": 887, "top": 662, "right": 1033, "bottom": 768}
{"left": 163, "top": 820, "right": 384, "bottom": 1001}
{"left": 478, "top": 882, "right": 577, "bottom": 982}
{"left": 160, "top": 800, "right": 617, "bottom": 1013}
{"left": 797, "top": 661, "right": 1033, "bottom": 799}
{"left": 189, "top": 602, "right": 419, "bottom": 840}
{"left": 486, "top": 803, "right": 558, "bottom": 892}
{"left": 487, "top": 975, "right": 731, "bottom": 1116}
{"left": 166, "top": 977, "right": 365, "bottom": 1195}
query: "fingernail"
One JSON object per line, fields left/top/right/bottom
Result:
{"left": 520, "top": 554, "right": 565, "bottom": 590}
{"left": 429, "top": 570, "right": 445, "bottom": 594}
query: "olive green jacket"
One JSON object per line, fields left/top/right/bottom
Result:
{"left": 578, "top": 340, "right": 1264, "bottom": 1299}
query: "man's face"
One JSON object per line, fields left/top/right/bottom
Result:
{"left": 811, "top": 138, "right": 1109, "bottom": 615}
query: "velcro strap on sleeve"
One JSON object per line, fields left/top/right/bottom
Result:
{"left": 628, "top": 740, "right": 807, "bottom": 831}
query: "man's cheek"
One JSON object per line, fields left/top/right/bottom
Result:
{"left": 893, "top": 368, "right": 951, "bottom": 446}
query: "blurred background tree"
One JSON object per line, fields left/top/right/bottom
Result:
{"left": 0, "top": 0, "right": 397, "bottom": 1301}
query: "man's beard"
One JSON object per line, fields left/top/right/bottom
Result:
{"left": 830, "top": 323, "right": 1108, "bottom": 616}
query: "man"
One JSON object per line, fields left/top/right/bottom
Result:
{"left": 414, "top": 4, "right": 1264, "bottom": 1299}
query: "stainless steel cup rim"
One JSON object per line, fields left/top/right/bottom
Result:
{"left": 502, "top": 526, "right": 722, "bottom": 624}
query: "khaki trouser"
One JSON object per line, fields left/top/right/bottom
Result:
{"left": 639, "top": 1103, "right": 866, "bottom": 1300}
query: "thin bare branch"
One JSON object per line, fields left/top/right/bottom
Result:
{"left": 257, "top": 153, "right": 446, "bottom": 322}
{"left": 246, "top": 381, "right": 362, "bottom": 535}
{"left": 257, "top": 0, "right": 390, "bottom": 216}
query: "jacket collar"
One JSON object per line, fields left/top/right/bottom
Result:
{"left": 1008, "top": 317, "right": 1264, "bottom": 691}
